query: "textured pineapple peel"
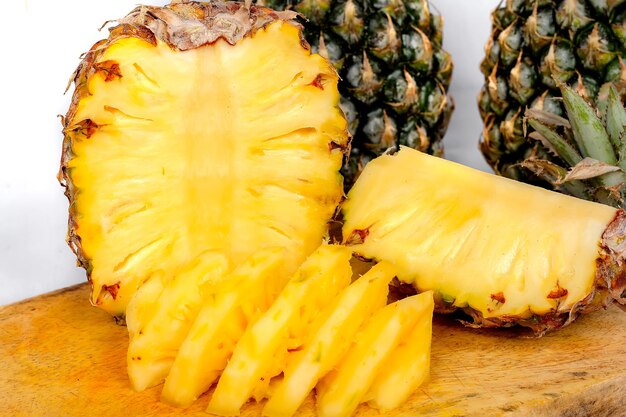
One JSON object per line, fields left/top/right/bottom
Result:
{"left": 59, "top": 2, "right": 349, "bottom": 316}
{"left": 343, "top": 146, "right": 626, "bottom": 335}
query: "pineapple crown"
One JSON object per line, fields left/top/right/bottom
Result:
{"left": 522, "top": 82, "right": 626, "bottom": 207}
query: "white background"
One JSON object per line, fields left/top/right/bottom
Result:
{"left": 0, "top": 0, "right": 495, "bottom": 305}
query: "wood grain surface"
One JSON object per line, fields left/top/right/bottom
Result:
{"left": 0, "top": 284, "right": 624, "bottom": 417}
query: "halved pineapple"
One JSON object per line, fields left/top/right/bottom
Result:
{"left": 364, "top": 291, "right": 434, "bottom": 411}
{"left": 343, "top": 146, "right": 626, "bottom": 335}
{"left": 262, "top": 261, "right": 396, "bottom": 417}
{"left": 161, "top": 248, "right": 289, "bottom": 407}
{"left": 126, "top": 252, "right": 229, "bottom": 391}
{"left": 316, "top": 293, "right": 432, "bottom": 417}
{"left": 206, "top": 244, "right": 353, "bottom": 416}
{"left": 59, "top": 1, "right": 349, "bottom": 316}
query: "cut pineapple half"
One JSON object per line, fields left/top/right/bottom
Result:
{"left": 262, "top": 261, "right": 396, "bottom": 417}
{"left": 316, "top": 294, "right": 429, "bottom": 417}
{"left": 161, "top": 248, "right": 289, "bottom": 408}
{"left": 207, "top": 244, "right": 353, "bottom": 416}
{"left": 365, "top": 291, "right": 434, "bottom": 411}
{"left": 59, "top": 2, "right": 349, "bottom": 316}
{"left": 343, "top": 146, "right": 626, "bottom": 334}
{"left": 127, "top": 252, "right": 229, "bottom": 391}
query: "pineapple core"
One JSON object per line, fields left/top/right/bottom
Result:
{"left": 64, "top": 21, "right": 348, "bottom": 315}
{"left": 343, "top": 147, "right": 617, "bottom": 319}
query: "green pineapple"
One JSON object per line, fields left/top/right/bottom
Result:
{"left": 478, "top": 0, "right": 626, "bottom": 183}
{"left": 258, "top": 0, "right": 454, "bottom": 187}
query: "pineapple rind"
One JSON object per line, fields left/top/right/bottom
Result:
{"left": 343, "top": 147, "right": 622, "bottom": 334}
{"left": 59, "top": 2, "right": 349, "bottom": 316}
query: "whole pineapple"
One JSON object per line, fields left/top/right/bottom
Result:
{"left": 258, "top": 0, "right": 454, "bottom": 186}
{"left": 478, "top": 0, "right": 626, "bottom": 182}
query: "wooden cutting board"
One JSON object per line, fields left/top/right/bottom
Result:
{"left": 1, "top": 284, "right": 624, "bottom": 417}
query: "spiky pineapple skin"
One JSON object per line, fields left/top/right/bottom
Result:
{"left": 479, "top": 0, "right": 626, "bottom": 182}
{"left": 258, "top": 0, "right": 454, "bottom": 187}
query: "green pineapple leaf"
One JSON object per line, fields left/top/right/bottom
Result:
{"left": 560, "top": 84, "right": 617, "bottom": 165}
{"left": 526, "top": 117, "right": 582, "bottom": 167}
{"left": 605, "top": 85, "right": 626, "bottom": 169}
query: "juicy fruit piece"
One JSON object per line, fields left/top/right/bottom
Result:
{"left": 478, "top": 0, "right": 626, "bottom": 182}
{"left": 365, "top": 291, "right": 434, "bottom": 411}
{"left": 258, "top": 0, "right": 454, "bottom": 187}
{"left": 262, "top": 261, "right": 396, "bottom": 417}
{"left": 161, "top": 248, "right": 288, "bottom": 408}
{"left": 207, "top": 244, "right": 353, "bottom": 416}
{"left": 522, "top": 83, "right": 626, "bottom": 206}
{"left": 127, "top": 252, "right": 229, "bottom": 391}
{"left": 59, "top": 1, "right": 349, "bottom": 316}
{"left": 316, "top": 293, "right": 431, "bottom": 417}
{"left": 343, "top": 147, "right": 626, "bottom": 335}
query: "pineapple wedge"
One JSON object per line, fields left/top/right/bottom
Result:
{"left": 161, "top": 248, "right": 289, "bottom": 408}
{"left": 207, "top": 244, "right": 352, "bottom": 416}
{"left": 364, "top": 291, "right": 434, "bottom": 411}
{"left": 343, "top": 146, "right": 626, "bottom": 335}
{"left": 127, "top": 252, "right": 229, "bottom": 391}
{"left": 263, "top": 261, "right": 396, "bottom": 417}
{"left": 59, "top": 1, "right": 349, "bottom": 317}
{"left": 316, "top": 294, "right": 431, "bottom": 417}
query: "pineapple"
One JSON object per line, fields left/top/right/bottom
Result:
{"left": 207, "top": 244, "right": 353, "bottom": 415}
{"left": 263, "top": 260, "right": 396, "bottom": 417}
{"left": 257, "top": 0, "right": 454, "bottom": 186}
{"left": 364, "top": 291, "right": 433, "bottom": 411}
{"left": 316, "top": 292, "right": 433, "bottom": 417}
{"left": 342, "top": 146, "right": 626, "bottom": 335}
{"left": 127, "top": 252, "right": 229, "bottom": 391}
{"left": 478, "top": 0, "right": 626, "bottom": 182}
{"left": 522, "top": 83, "right": 626, "bottom": 206}
{"left": 58, "top": 0, "right": 349, "bottom": 317}
{"left": 160, "top": 248, "right": 288, "bottom": 407}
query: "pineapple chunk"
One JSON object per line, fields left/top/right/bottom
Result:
{"left": 126, "top": 252, "right": 229, "bottom": 391}
{"left": 343, "top": 146, "right": 621, "bottom": 332}
{"left": 316, "top": 294, "right": 429, "bottom": 417}
{"left": 263, "top": 261, "right": 396, "bottom": 417}
{"left": 161, "top": 248, "right": 289, "bottom": 407}
{"left": 207, "top": 244, "right": 353, "bottom": 416}
{"left": 365, "top": 291, "right": 434, "bottom": 411}
{"left": 61, "top": 7, "right": 349, "bottom": 316}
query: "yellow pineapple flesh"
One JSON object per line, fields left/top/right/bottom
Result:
{"left": 364, "top": 291, "right": 434, "bottom": 411}
{"left": 316, "top": 293, "right": 431, "bottom": 417}
{"left": 126, "top": 252, "right": 229, "bottom": 391}
{"left": 263, "top": 261, "right": 396, "bottom": 417}
{"left": 161, "top": 248, "right": 288, "bottom": 407}
{"left": 59, "top": 2, "right": 349, "bottom": 316}
{"left": 207, "top": 244, "right": 353, "bottom": 416}
{"left": 343, "top": 146, "right": 626, "bottom": 334}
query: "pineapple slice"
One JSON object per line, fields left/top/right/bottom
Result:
{"left": 59, "top": 2, "right": 349, "bottom": 316}
{"left": 343, "top": 146, "right": 626, "bottom": 335}
{"left": 161, "top": 248, "right": 289, "bottom": 407}
{"left": 262, "top": 261, "right": 396, "bottom": 417}
{"left": 207, "top": 244, "right": 353, "bottom": 416}
{"left": 364, "top": 291, "right": 434, "bottom": 411}
{"left": 316, "top": 294, "right": 430, "bottom": 417}
{"left": 127, "top": 252, "right": 229, "bottom": 391}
